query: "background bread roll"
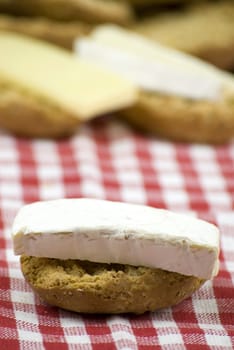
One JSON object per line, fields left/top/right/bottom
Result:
{"left": 119, "top": 90, "right": 234, "bottom": 144}
{"left": 133, "top": 1, "right": 234, "bottom": 70}
{"left": 0, "top": 14, "right": 92, "bottom": 50}
{"left": 0, "top": 0, "right": 134, "bottom": 24}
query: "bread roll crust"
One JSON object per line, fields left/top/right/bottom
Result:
{"left": 21, "top": 255, "right": 204, "bottom": 314}
{"left": 119, "top": 91, "right": 234, "bottom": 144}
{"left": 0, "top": 0, "right": 133, "bottom": 25}
{"left": 0, "top": 15, "right": 92, "bottom": 50}
{"left": 133, "top": 1, "right": 234, "bottom": 70}
{"left": 0, "top": 82, "right": 80, "bottom": 138}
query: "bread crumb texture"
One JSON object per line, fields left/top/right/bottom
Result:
{"left": 0, "top": 81, "right": 80, "bottom": 138}
{"left": 21, "top": 255, "right": 204, "bottom": 314}
{"left": 120, "top": 91, "right": 234, "bottom": 144}
{"left": 134, "top": 1, "right": 234, "bottom": 69}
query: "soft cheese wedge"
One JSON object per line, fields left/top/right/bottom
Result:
{"left": 0, "top": 32, "right": 137, "bottom": 138}
{"left": 12, "top": 198, "right": 220, "bottom": 280}
{"left": 76, "top": 25, "right": 234, "bottom": 101}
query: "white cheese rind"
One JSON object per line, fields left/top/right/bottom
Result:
{"left": 75, "top": 25, "right": 234, "bottom": 101}
{"left": 12, "top": 199, "right": 220, "bottom": 279}
{"left": 0, "top": 32, "right": 137, "bottom": 119}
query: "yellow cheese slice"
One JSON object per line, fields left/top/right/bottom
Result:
{"left": 0, "top": 32, "right": 137, "bottom": 120}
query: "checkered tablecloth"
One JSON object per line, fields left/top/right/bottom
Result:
{"left": 0, "top": 117, "right": 233, "bottom": 350}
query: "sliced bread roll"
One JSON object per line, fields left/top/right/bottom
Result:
{"left": 0, "top": 0, "right": 134, "bottom": 25}
{"left": 133, "top": 1, "right": 234, "bottom": 70}
{"left": 20, "top": 256, "right": 204, "bottom": 314}
{"left": 0, "top": 14, "right": 92, "bottom": 50}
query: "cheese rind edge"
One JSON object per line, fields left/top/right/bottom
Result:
{"left": 12, "top": 199, "right": 220, "bottom": 280}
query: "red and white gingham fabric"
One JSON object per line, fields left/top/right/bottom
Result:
{"left": 0, "top": 117, "right": 233, "bottom": 350}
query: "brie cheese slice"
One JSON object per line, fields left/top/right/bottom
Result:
{"left": 0, "top": 32, "right": 137, "bottom": 120}
{"left": 75, "top": 25, "right": 234, "bottom": 101}
{"left": 12, "top": 198, "right": 220, "bottom": 280}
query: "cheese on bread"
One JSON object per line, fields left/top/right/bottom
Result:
{"left": 0, "top": 32, "right": 137, "bottom": 120}
{"left": 75, "top": 25, "right": 234, "bottom": 101}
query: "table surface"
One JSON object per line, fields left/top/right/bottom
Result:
{"left": 0, "top": 117, "right": 233, "bottom": 350}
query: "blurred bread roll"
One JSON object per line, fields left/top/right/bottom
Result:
{"left": 0, "top": 0, "right": 134, "bottom": 24}
{"left": 133, "top": 1, "right": 234, "bottom": 70}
